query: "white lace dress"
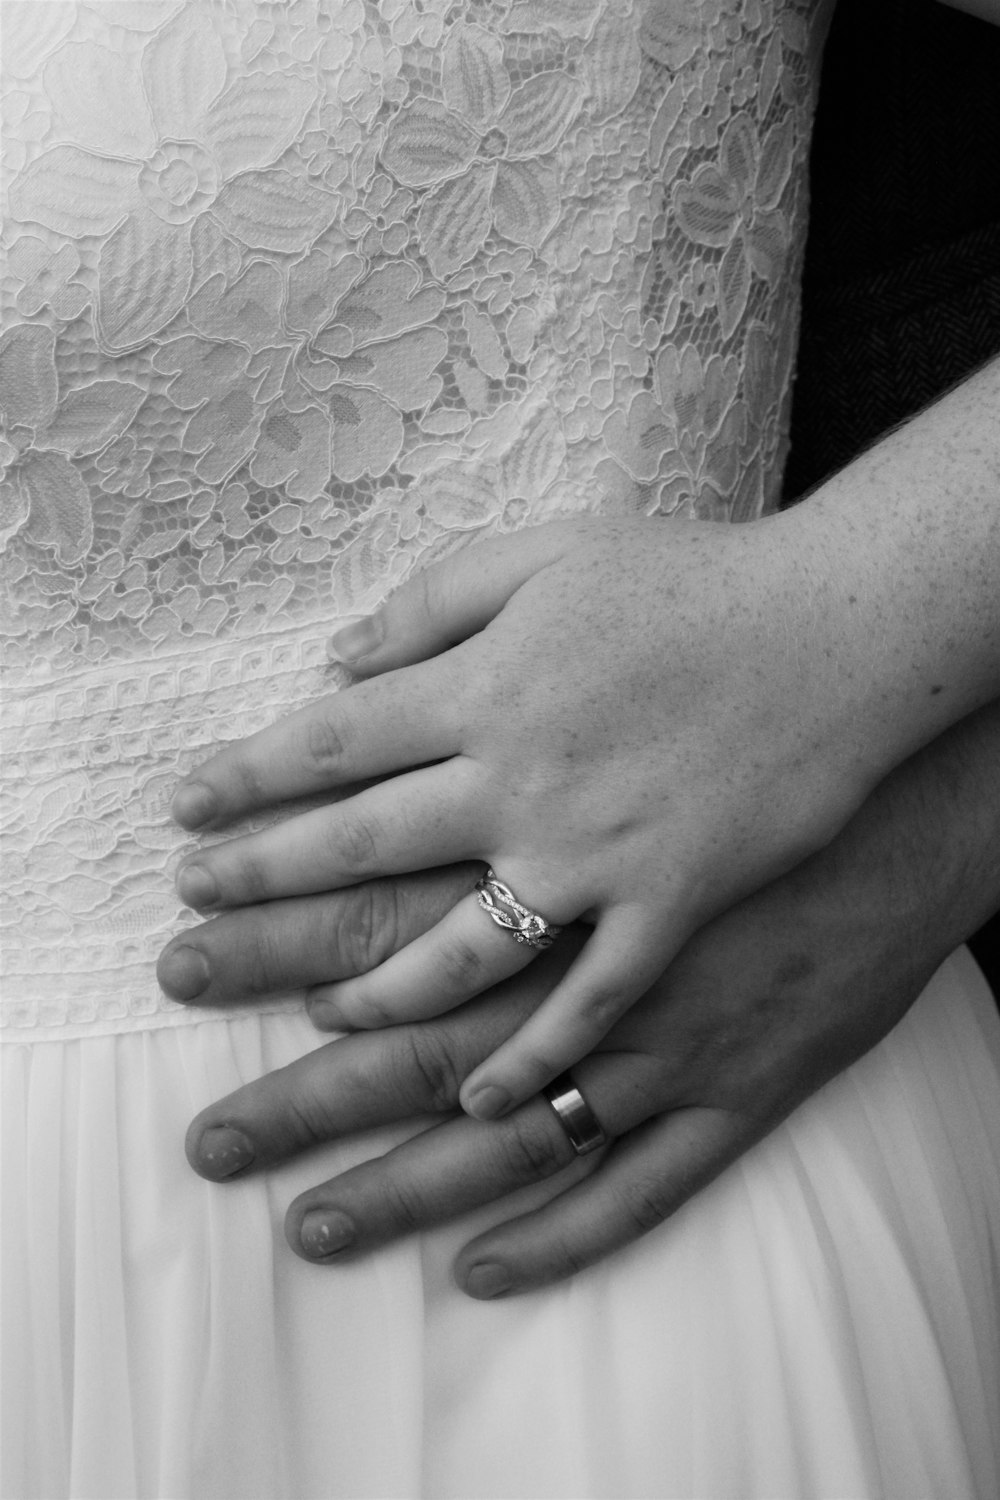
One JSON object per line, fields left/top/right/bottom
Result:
{"left": 3, "top": 3, "right": 999, "bottom": 1497}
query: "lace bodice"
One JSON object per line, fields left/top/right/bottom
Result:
{"left": 1, "top": 0, "right": 831, "bottom": 1041}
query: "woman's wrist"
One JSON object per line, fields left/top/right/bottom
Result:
{"left": 776, "top": 356, "right": 1000, "bottom": 786}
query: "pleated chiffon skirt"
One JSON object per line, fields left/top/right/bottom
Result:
{"left": 4, "top": 946, "right": 1000, "bottom": 1500}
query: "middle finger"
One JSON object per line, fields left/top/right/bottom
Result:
{"left": 176, "top": 759, "right": 485, "bottom": 910}
{"left": 285, "top": 1047, "right": 663, "bottom": 1263}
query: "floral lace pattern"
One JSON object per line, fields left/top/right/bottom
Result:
{"left": 1, "top": 0, "right": 830, "bottom": 1039}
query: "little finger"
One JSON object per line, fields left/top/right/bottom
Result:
{"left": 306, "top": 888, "right": 540, "bottom": 1030}
{"left": 461, "top": 906, "right": 673, "bottom": 1119}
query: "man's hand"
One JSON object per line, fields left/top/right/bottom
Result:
{"left": 157, "top": 865, "right": 481, "bottom": 1012}
{"left": 183, "top": 701, "right": 1000, "bottom": 1296}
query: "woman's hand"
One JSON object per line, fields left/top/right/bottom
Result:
{"left": 168, "top": 514, "right": 891, "bottom": 1118}
{"left": 170, "top": 360, "right": 1000, "bottom": 1117}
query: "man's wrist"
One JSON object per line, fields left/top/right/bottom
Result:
{"left": 790, "top": 698, "right": 1000, "bottom": 995}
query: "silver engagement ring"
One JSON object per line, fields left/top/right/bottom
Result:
{"left": 475, "top": 867, "right": 563, "bottom": 950}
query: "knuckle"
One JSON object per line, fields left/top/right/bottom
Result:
{"left": 331, "top": 803, "right": 380, "bottom": 877}
{"left": 340, "top": 986, "right": 395, "bottom": 1029}
{"left": 578, "top": 986, "right": 625, "bottom": 1036}
{"left": 542, "top": 1230, "right": 593, "bottom": 1280}
{"left": 397, "top": 1025, "right": 463, "bottom": 1114}
{"left": 243, "top": 918, "right": 290, "bottom": 996}
{"left": 499, "top": 1117, "right": 571, "bottom": 1182}
{"left": 281, "top": 1086, "right": 336, "bottom": 1150}
{"left": 332, "top": 880, "right": 401, "bottom": 976}
{"left": 301, "top": 705, "right": 348, "bottom": 777}
{"left": 437, "top": 934, "right": 491, "bottom": 997}
{"left": 286, "top": 1051, "right": 355, "bottom": 1145}
{"left": 369, "top": 1168, "right": 426, "bottom": 1234}
{"left": 515, "top": 1044, "right": 567, "bottom": 1099}
{"left": 618, "top": 1172, "right": 672, "bottom": 1237}
{"left": 410, "top": 565, "right": 438, "bottom": 633}
{"left": 230, "top": 752, "right": 266, "bottom": 807}
{"left": 232, "top": 852, "right": 273, "bottom": 905}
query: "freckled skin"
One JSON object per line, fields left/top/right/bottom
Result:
{"left": 169, "top": 361, "right": 1000, "bottom": 1109}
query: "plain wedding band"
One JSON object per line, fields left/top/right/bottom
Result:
{"left": 543, "top": 1071, "right": 608, "bottom": 1155}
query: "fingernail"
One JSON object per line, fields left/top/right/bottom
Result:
{"left": 158, "top": 944, "right": 211, "bottom": 1001}
{"left": 305, "top": 997, "right": 347, "bottom": 1033}
{"left": 300, "top": 1209, "right": 356, "bottom": 1259}
{"left": 327, "top": 615, "right": 382, "bottom": 665}
{"left": 171, "top": 782, "right": 216, "bottom": 830}
{"left": 305, "top": 997, "right": 336, "bottom": 1031}
{"left": 176, "top": 862, "right": 219, "bottom": 910}
{"left": 464, "top": 1085, "right": 511, "bottom": 1121}
{"left": 195, "top": 1126, "right": 255, "bottom": 1179}
{"left": 464, "top": 1262, "right": 513, "bottom": 1299}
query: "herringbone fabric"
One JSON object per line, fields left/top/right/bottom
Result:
{"left": 785, "top": 0, "right": 1000, "bottom": 497}
{"left": 787, "top": 221, "right": 1000, "bottom": 493}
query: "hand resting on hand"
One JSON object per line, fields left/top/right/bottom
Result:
{"left": 169, "top": 361, "right": 1000, "bottom": 1117}
{"left": 181, "top": 700, "right": 1000, "bottom": 1296}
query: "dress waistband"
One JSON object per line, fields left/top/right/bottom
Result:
{"left": 2, "top": 623, "right": 343, "bottom": 1042}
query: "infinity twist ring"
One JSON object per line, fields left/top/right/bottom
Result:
{"left": 475, "top": 867, "right": 563, "bottom": 950}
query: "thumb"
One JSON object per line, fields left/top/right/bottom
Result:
{"left": 327, "top": 522, "right": 576, "bottom": 677}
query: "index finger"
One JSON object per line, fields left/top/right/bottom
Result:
{"left": 171, "top": 655, "right": 460, "bottom": 831}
